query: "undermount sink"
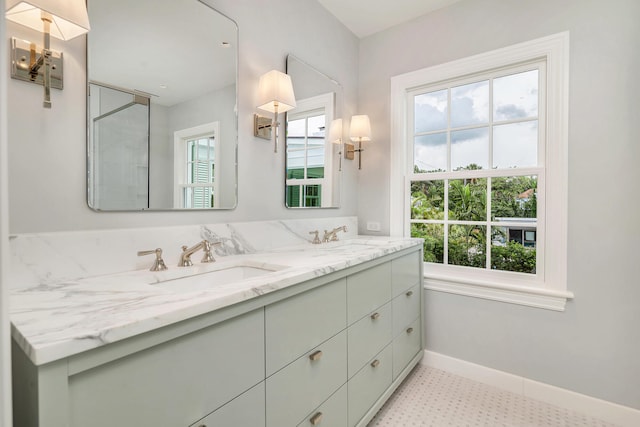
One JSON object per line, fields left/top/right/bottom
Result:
{"left": 154, "top": 261, "right": 289, "bottom": 293}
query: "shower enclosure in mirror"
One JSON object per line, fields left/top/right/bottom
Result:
{"left": 285, "top": 55, "right": 343, "bottom": 208}
{"left": 87, "top": 0, "right": 238, "bottom": 210}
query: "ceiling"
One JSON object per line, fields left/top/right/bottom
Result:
{"left": 317, "top": 0, "right": 463, "bottom": 38}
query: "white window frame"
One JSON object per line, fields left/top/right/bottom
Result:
{"left": 173, "top": 122, "right": 221, "bottom": 209}
{"left": 390, "top": 32, "right": 572, "bottom": 311}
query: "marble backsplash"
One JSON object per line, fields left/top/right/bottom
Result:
{"left": 9, "top": 217, "right": 358, "bottom": 289}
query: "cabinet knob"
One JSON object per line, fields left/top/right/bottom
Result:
{"left": 309, "top": 350, "right": 323, "bottom": 361}
{"left": 406, "top": 290, "right": 414, "bottom": 297}
{"left": 370, "top": 312, "right": 380, "bottom": 320}
{"left": 310, "top": 411, "right": 323, "bottom": 425}
{"left": 406, "top": 327, "right": 414, "bottom": 334}
{"left": 371, "top": 359, "right": 380, "bottom": 368}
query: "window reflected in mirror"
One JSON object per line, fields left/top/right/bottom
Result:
{"left": 285, "top": 55, "right": 343, "bottom": 209}
{"left": 286, "top": 103, "right": 327, "bottom": 207}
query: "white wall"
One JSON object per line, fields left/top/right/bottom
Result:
{"left": 6, "top": 0, "right": 359, "bottom": 233}
{"left": 358, "top": 0, "right": 640, "bottom": 409}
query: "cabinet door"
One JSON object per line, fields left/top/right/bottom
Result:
{"left": 347, "top": 344, "right": 392, "bottom": 427}
{"left": 392, "top": 283, "right": 421, "bottom": 338}
{"left": 69, "top": 309, "right": 265, "bottom": 427}
{"left": 190, "top": 382, "right": 265, "bottom": 427}
{"left": 297, "top": 384, "right": 348, "bottom": 427}
{"left": 392, "top": 317, "right": 422, "bottom": 380}
{"left": 266, "top": 278, "right": 346, "bottom": 376}
{"left": 267, "top": 331, "right": 347, "bottom": 427}
{"left": 347, "top": 302, "right": 392, "bottom": 378}
{"left": 391, "top": 251, "right": 421, "bottom": 297}
{"left": 347, "top": 262, "right": 392, "bottom": 325}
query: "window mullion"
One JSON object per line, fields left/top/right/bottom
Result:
{"left": 443, "top": 178, "right": 449, "bottom": 265}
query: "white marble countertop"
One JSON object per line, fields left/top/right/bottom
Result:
{"left": 10, "top": 237, "right": 422, "bottom": 366}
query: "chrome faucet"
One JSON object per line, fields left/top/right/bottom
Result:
{"left": 137, "top": 248, "right": 168, "bottom": 271}
{"left": 178, "top": 240, "right": 220, "bottom": 267}
{"left": 322, "top": 225, "right": 348, "bottom": 243}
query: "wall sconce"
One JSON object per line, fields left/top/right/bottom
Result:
{"left": 348, "top": 114, "right": 371, "bottom": 170}
{"left": 254, "top": 70, "right": 296, "bottom": 153}
{"left": 6, "top": 0, "right": 90, "bottom": 108}
{"left": 329, "top": 118, "right": 344, "bottom": 171}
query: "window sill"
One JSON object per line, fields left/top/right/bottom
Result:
{"left": 424, "top": 273, "right": 573, "bottom": 311}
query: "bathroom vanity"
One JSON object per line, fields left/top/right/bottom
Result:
{"left": 10, "top": 228, "right": 423, "bottom": 427}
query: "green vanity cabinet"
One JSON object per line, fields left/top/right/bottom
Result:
{"left": 188, "top": 383, "right": 265, "bottom": 427}
{"left": 13, "top": 308, "right": 266, "bottom": 427}
{"left": 12, "top": 246, "right": 423, "bottom": 427}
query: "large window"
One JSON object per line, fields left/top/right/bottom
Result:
{"left": 410, "top": 64, "right": 542, "bottom": 275}
{"left": 390, "top": 33, "right": 571, "bottom": 310}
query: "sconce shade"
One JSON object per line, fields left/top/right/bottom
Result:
{"left": 257, "top": 70, "right": 296, "bottom": 114}
{"left": 5, "top": 0, "right": 90, "bottom": 40}
{"left": 329, "top": 118, "right": 343, "bottom": 143}
{"left": 349, "top": 115, "right": 371, "bottom": 142}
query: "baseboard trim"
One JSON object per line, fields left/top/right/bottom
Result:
{"left": 422, "top": 350, "right": 640, "bottom": 427}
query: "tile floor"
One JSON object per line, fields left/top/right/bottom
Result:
{"left": 368, "top": 364, "right": 619, "bottom": 427}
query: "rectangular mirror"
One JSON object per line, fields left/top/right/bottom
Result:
{"left": 87, "top": 0, "right": 238, "bottom": 210}
{"left": 285, "top": 55, "right": 343, "bottom": 208}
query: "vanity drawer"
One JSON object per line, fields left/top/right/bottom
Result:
{"left": 347, "top": 262, "right": 392, "bottom": 325}
{"left": 391, "top": 251, "right": 421, "bottom": 297}
{"left": 297, "top": 384, "right": 348, "bottom": 427}
{"left": 69, "top": 309, "right": 264, "bottom": 427}
{"left": 347, "top": 302, "right": 392, "bottom": 378}
{"left": 392, "top": 283, "right": 421, "bottom": 338}
{"left": 266, "top": 331, "right": 347, "bottom": 427}
{"left": 189, "top": 382, "right": 265, "bottom": 427}
{"left": 392, "top": 317, "right": 422, "bottom": 380}
{"left": 266, "top": 278, "right": 347, "bottom": 375}
{"left": 347, "top": 344, "right": 393, "bottom": 427}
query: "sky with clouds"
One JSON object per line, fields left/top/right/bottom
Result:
{"left": 414, "top": 70, "right": 539, "bottom": 172}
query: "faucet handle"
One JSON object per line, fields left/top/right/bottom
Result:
{"left": 137, "top": 248, "right": 168, "bottom": 271}
{"left": 201, "top": 241, "right": 222, "bottom": 263}
{"left": 309, "top": 230, "right": 321, "bottom": 244}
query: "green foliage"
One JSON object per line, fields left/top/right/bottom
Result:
{"left": 411, "top": 223, "right": 444, "bottom": 264}
{"left": 448, "top": 179, "right": 486, "bottom": 221}
{"left": 410, "top": 165, "right": 538, "bottom": 274}
{"left": 491, "top": 176, "right": 537, "bottom": 219}
{"left": 411, "top": 180, "right": 444, "bottom": 220}
{"left": 491, "top": 241, "right": 536, "bottom": 274}
{"left": 448, "top": 225, "right": 486, "bottom": 268}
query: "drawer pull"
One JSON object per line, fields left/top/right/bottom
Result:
{"left": 370, "top": 359, "right": 380, "bottom": 368}
{"left": 370, "top": 312, "right": 380, "bottom": 320}
{"left": 309, "top": 350, "right": 323, "bottom": 361}
{"left": 310, "top": 411, "right": 323, "bottom": 425}
{"left": 406, "top": 327, "right": 414, "bottom": 334}
{"left": 406, "top": 290, "right": 414, "bottom": 297}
